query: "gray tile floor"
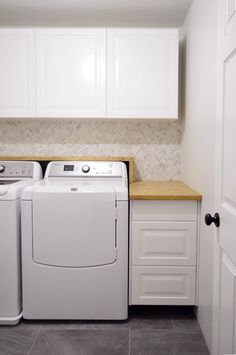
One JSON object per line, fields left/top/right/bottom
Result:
{"left": 0, "top": 306, "right": 210, "bottom": 355}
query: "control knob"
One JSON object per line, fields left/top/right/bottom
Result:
{"left": 82, "top": 165, "right": 90, "bottom": 173}
{"left": 0, "top": 165, "right": 5, "bottom": 173}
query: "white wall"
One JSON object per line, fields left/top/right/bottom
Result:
{"left": 181, "top": 0, "right": 218, "bottom": 352}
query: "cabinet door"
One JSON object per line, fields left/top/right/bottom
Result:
{"left": 36, "top": 29, "right": 106, "bottom": 118}
{"left": 107, "top": 29, "right": 179, "bottom": 119}
{"left": 132, "top": 221, "right": 197, "bottom": 266}
{"left": 0, "top": 29, "right": 35, "bottom": 117}
{"left": 132, "top": 200, "right": 198, "bottom": 221}
{"left": 132, "top": 266, "right": 196, "bottom": 305}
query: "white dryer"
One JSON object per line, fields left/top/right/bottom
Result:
{"left": 0, "top": 161, "right": 42, "bottom": 325}
{"left": 21, "top": 161, "right": 128, "bottom": 320}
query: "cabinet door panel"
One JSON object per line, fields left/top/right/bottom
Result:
{"left": 132, "top": 200, "right": 198, "bottom": 221}
{"left": 36, "top": 29, "right": 106, "bottom": 118}
{"left": 0, "top": 29, "right": 35, "bottom": 117}
{"left": 107, "top": 29, "right": 178, "bottom": 119}
{"left": 132, "top": 266, "right": 196, "bottom": 305}
{"left": 132, "top": 221, "right": 197, "bottom": 266}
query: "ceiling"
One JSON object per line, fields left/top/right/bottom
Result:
{"left": 0, "top": 0, "right": 193, "bottom": 27}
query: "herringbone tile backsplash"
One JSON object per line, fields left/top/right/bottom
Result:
{"left": 0, "top": 120, "right": 181, "bottom": 181}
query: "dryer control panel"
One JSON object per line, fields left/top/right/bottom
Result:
{"left": 46, "top": 161, "right": 126, "bottom": 178}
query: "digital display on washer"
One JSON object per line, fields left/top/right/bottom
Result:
{"left": 63, "top": 165, "right": 74, "bottom": 171}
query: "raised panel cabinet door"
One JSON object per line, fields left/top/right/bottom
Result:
{"left": 0, "top": 29, "right": 35, "bottom": 117}
{"left": 36, "top": 29, "right": 106, "bottom": 118}
{"left": 131, "top": 221, "right": 197, "bottom": 266}
{"left": 131, "top": 266, "right": 196, "bottom": 305}
{"left": 107, "top": 29, "right": 179, "bottom": 119}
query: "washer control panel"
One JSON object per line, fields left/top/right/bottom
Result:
{"left": 47, "top": 161, "right": 124, "bottom": 178}
{"left": 0, "top": 161, "right": 35, "bottom": 178}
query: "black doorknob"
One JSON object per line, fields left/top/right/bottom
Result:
{"left": 205, "top": 213, "right": 220, "bottom": 227}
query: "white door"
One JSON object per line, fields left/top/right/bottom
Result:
{"left": 107, "top": 29, "right": 179, "bottom": 119}
{"left": 0, "top": 29, "right": 35, "bottom": 117}
{"left": 212, "top": 0, "right": 236, "bottom": 353}
{"left": 36, "top": 29, "right": 106, "bottom": 118}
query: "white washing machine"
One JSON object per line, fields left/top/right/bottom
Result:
{"left": 0, "top": 161, "right": 42, "bottom": 325}
{"left": 21, "top": 161, "right": 128, "bottom": 320}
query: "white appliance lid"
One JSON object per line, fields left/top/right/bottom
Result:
{"left": 22, "top": 161, "right": 128, "bottom": 201}
{"left": 0, "top": 161, "right": 42, "bottom": 199}
{"left": 32, "top": 184, "right": 116, "bottom": 194}
{"left": 0, "top": 179, "right": 24, "bottom": 196}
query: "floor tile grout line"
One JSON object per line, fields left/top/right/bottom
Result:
{"left": 38, "top": 327, "right": 129, "bottom": 331}
{"left": 128, "top": 328, "right": 130, "bottom": 355}
{"left": 129, "top": 328, "right": 203, "bottom": 334}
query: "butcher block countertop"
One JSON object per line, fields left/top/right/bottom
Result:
{"left": 129, "top": 181, "right": 202, "bottom": 200}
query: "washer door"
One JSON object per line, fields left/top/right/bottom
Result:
{"left": 32, "top": 186, "right": 117, "bottom": 267}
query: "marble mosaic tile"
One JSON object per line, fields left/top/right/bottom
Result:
{"left": 0, "top": 120, "right": 181, "bottom": 181}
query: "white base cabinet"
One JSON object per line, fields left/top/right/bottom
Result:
{"left": 130, "top": 200, "right": 198, "bottom": 305}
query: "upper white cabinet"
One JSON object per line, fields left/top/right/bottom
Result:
{"left": 0, "top": 29, "right": 35, "bottom": 117}
{"left": 0, "top": 28, "right": 179, "bottom": 119}
{"left": 36, "top": 29, "right": 106, "bottom": 118}
{"left": 107, "top": 29, "right": 179, "bottom": 119}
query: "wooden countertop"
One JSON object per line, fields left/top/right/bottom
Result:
{"left": 129, "top": 181, "right": 202, "bottom": 200}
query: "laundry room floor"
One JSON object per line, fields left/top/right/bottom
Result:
{"left": 0, "top": 306, "right": 210, "bottom": 355}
